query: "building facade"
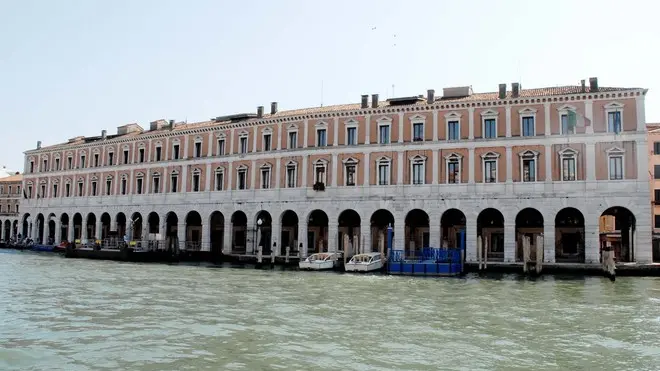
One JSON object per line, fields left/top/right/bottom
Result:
{"left": 0, "top": 172, "right": 22, "bottom": 241}
{"left": 19, "top": 78, "right": 651, "bottom": 263}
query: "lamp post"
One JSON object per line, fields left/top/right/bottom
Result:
{"left": 256, "top": 218, "right": 263, "bottom": 255}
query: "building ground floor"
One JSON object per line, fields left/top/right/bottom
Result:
{"left": 19, "top": 193, "right": 653, "bottom": 263}
{"left": 0, "top": 217, "right": 19, "bottom": 241}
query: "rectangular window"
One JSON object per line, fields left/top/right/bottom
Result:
{"left": 121, "top": 179, "right": 127, "bottom": 195}
{"left": 173, "top": 144, "right": 180, "bottom": 159}
{"left": 153, "top": 177, "right": 160, "bottom": 193}
{"left": 136, "top": 178, "right": 143, "bottom": 194}
{"left": 40, "top": 185, "right": 44, "bottom": 198}
{"left": 448, "top": 159, "right": 460, "bottom": 184}
{"left": 287, "top": 165, "right": 296, "bottom": 188}
{"left": 238, "top": 170, "right": 247, "bottom": 190}
{"left": 562, "top": 157, "right": 576, "bottom": 181}
{"left": 522, "top": 117, "right": 535, "bottom": 137}
{"left": 27, "top": 186, "right": 32, "bottom": 198}
{"left": 261, "top": 168, "right": 271, "bottom": 189}
{"left": 655, "top": 189, "right": 660, "bottom": 203}
{"left": 379, "top": 125, "right": 390, "bottom": 144}
{"left": 315, "top": 166, "right": 327, "bottom": 184}
{"left": 215, "top": 172, "right": 224, "bottom": 191}
{"left": 65, "top": 183, "right": 70, "bottom": 197}
{"left": 288, "top": 132, "right": 297, "bottom": 149}
{"left": 561, "top": 114, "right": 575, "bottom": 135}
{"left": 484, "top": 160, "right": 497, "bottom": 183}
{"left": 108, "top": 153, "right": 114, "bottom": 166}
{"left": 155, "top": 147, "right": 162, "bottom": 161}
{"left": 655, "top": 215, "right": 660, "bottom": 228}
{"left": 170, "top": 175, "right": 178, "bottom": 192}
{"left": 91, "top": 181, "right": 97, "bottom": 196}
{"left": 67, "top": 157, "right": 72, "bottom": 169}
{"left": 55, "top": 158, "right": 60, "bottom": 170}
{"left": 263, "top": 134, "right": 272, "bottom": 151}
{"left": 239, "top": 137, "right": 248, "bottom": 154}
{"left": 29, "top": 161, "right": 34, "bottom": 173}
{"left": 655, "top": 142, "right": 660, "bottom": 155}
{"left": 77, "top": 182, "right": 83, "bottom": 196}
{"left": 192, "top": 174, "right": 200, "bottom": 192}
{"left": 345, "top": 164, "right": 356, "bottom": 186}
{"left": 608, "top": 111, "right": 622, "bottom": 133}
{"left": 609, "top": 156, "right": 623, "bottom": 180}
{"left": 123, "top": 150, "right": 129, "bottom": 164}
{"left": 106, "top": 179, "right": 112, "bottom": 195}
{"left": 412, "top": 162, "right": 424, "bottom": 184}
{"left": 655, "top": 165, "right": 660, "bottom": 180}
{"left": 346, "top": 127, "right": 357, "bottom": 145}
{"left": 43, "top": 159, "right": 48, "bottom": 171}
{"left": 448, "top": 121, "right": 459, "bottom": 140}
{"left": 52, "top": 184, "right": 58, "bottom": 197}
{"left": 139, "top": 148, "right": 145, "bottom": 163}
{"left": 80, "top": 155, "right": 86, "bottom": 168}
{"left": 522, "top": 157, "right": 536, "bottom": 182}
{"left": 378, "top": 163, "right": 389, "bottom": 185}
{"left": 94, "top": 153, "right": 99, "bottom": 167}
{"left": 484, "top": 119, "right": 496, "bottom": 139}
{"left": 317, "top": 129, "right": 327, "bottom": 146}
{"left": 413, "top": 123, "right": 424, "bottom": 141}
{"left": 194, "top": 142, "right": 202, "bottom": 157}
{"left": 216, "top": 140, "right": 224, "bottom": 156}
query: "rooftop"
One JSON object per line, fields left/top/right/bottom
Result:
{"left": 32, "top": 81, "right": 643, "bottom": 152}
{"left": 0, "top": 174, "right": 22, "bottom": 182}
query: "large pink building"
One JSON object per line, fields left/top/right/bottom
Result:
{"left": 19, "top": 77, "right": 651, "bottom": 264}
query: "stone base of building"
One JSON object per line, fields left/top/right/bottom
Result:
{"left": 464, "top": 261, "right": 660, "bottom": 277}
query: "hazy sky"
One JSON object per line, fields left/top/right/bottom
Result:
{"left": 1, "top": 0, "right": 658, "bottom": 172}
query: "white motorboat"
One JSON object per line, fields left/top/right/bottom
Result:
{"left": 344, "top": 252, "right": 384, "bottom": 272}
{"left": 299, "top": 252, "right": 341, "bottom": 270}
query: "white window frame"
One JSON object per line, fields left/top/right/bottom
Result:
{"left": 170, "top": 171, "right": 179, "bottom": 192}
{"left": 315, "top": 121, "right": 328, "bottom": 147}
{"left": 215, "top": 133, "right": 226, "bottom": 156}
{"left": 106, "top": 176, "right": 113, "bottom": 195}
{"left": 410, "top": 155, "right": 426, "bottom": 185}
{"left": 54, "top": 154, "right": 61, "bottom": 170}
{"left": 342, "top": 157, "right": 358, "bottom": 186}
{"left": 135, "top": 172, "right": 144, "bottom": 195}
{"left": 42, "top": 156, "right": 48, "bottom": 172}
{"left": 287, "top": 124, "right": 299, "bottom": 149}
{"left": 64, "top": 180, "right": 71, "bottom": 197}
{"left": 154, "top": 142, "right": 163, "bottom": 162}
{"left": 519, "top": 150, "right": 539, "bottom": 182}
{"left": 214, "top": 167, "right": 224, "bottom": 191}
{"left": 444, "top": 153, "right": 462, "bottom": 184}
{"left": 66, "top": 154, "right": 73, "bottom": 169}
{"left": 376, "top": 156, "right": 392, "bottom": 186}
{"left": 444, "top": 112, "right": 462, "bottom": 141}
{"left": 238, "top": 131, "right": 249, "bottom": 154}
{"left": 260, "top": 164, "right": 272, "bottom": 189}
{"left": 79, "top": 151, "right": 87, "bottom": 169}
{"left": 236, "top": 165, "right": 248, "bottom": 190}
{"left": 92, "top": 149, "right": 100, "bottom": 167}
{"left": 481, "top": 151, "right": 500, "bottom": 183}
{"left": 345, "top": 119, "right": 358, "bottom": 146}
{"left": 77, "top": 178, "right": 84, "bottom": 196}
{"left": 481, "top": 109, "right": 499, "bottom": 139}
{"left": 558, "top": 104, "right": 577, "bottom": 135}
{"left": 262, "top": 127, "right": 273, "bottom": 151}
{"left": 152, "top": 172, "right": 161, "bottom": 193}
{"left": 39, "top": 182, "right": 46, "bottom": 198}
{"left": 106, "top": 150, "right": 114, "bottom": 166}
{"left": 122, "top": 145, "right": 130, "bottom": 164}
{"left": 191, "top": 169, "right": 201, "bottom": 192}
{"left": 519, "top": 107, "right": 537, "bottom": 137}
{"left": 410, "top": 114, "right": 425, "bottom": 142}
{"left": 286, "top": 161, "right": 297, "bottom": 188}
{"left": 558, "top": 148, "right": 578, "bottom": 182}
{"left": 194, "top": 136, "right": 203, "bottom": 158}
{"left": 28, "top": 157, "right": 34, "bottom": 173}
{"left": 606, "top": 146, "right": 625, "bottom": 181}
{"left": 52, "top": 180, "right": 58, "bottom": 197}
{"left": 137, "top": 143, "right": 146, "bottom": 163}
{"left": 314, "top": 159, "right": 328, "bottom": 185}
{"left": 120, "top": 175, "right": 128, "bottom": 195}
{"left": 377, "top": 117, "right": 392, "bottom": 144}
{"left": 604, "top": 102, "right": 624, "bottom": 134}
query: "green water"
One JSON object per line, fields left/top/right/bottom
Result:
{"left": 1, "top": 251, "right": 659, "bottom": 371}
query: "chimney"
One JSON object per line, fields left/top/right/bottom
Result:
{"left": 270, "top": 102, "right": 278, "bottom": 115}
{"left": 257, "top": 106, "right": 264, "bottom": 118}
{"left": 36, "top": 141, "right": 41, "bottom": 149}
{"left": 169, "top": 119, "right": 175, "bottom": 130}
{"left": 371, "top": 94, "right": 379, "bottom": 108}
{"left": 361, "top": 95, "right": 369, "bottom": 109}
{"left": 581, "top": 79, "right": 586, "bottom": 93}
{"left": 511, "top": 83, "right": 520, "bottom": 98}
{"left": 498, "top": 83, "right": 507, "bottom": 99}
{"left": 101, "top": 130, "right": 107, "bottom": 139}
{"left": 589, "top": 77, "right": 598, "bottom": 92}
{"left": 427, "top": 89, "right": 435, "bottom": 103}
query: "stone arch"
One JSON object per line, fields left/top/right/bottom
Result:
{"left": 279, "top": 210, "right": 299, "bottom": 255}
{"left": 72, "top": 213, "right": 83, "bottom": 240}
{"left": 130, "top": 212, "right": 142, "bottom": 240}
{"left": 307, "top": 209, "right": 329, "bottom": 254}
{"left": 600, "top": 206, "right": 636, "bottom": 262}
{"left": 185, "top": 211, "right": 202, "bottom": 250}
{"left": 404, "top": 209, "right": 430, "bottom": 256}
{"left": 209, "top": 211, "right": 224, "bottom": 256}
{"left": 254, "top": 210, "right": 273, "bottom": 254}
{"left": 555, "top": 207, "right": 585, "bottom": 263}
{"left": 86, "top": 213, "right": 97, "bottom": 240}
{"left": 47, "top": 213, "right": 56, "bottom": 244}
{"left": 477, "top": 208, "right": 505, "bottom": 262}
{"left": 441, "top": 208, "right": 466, "bottom": 249}
{"left": 338, "top": 209, "right": 361, "bottom": 254}
{"left": 36, "top": 213, "right": 45, "bottom": 243}
{"left": 100, "top": 212, "right": 111, "bottom": 240}
{"left": 514, "top": 208, "right": 544, "bottom": 262}
{"left": 116, "top": 212, "right": 127, "bottom": 239}
{"left": 230, "top": 210, "right": 248, "bottom": 253}
{"left": 60, "top": 213, "right": 69, "bottom": 243}
{"left": 21, "top": 213, "right": 31, "bottom": 239}
{"left": 370, "top": 209, "right": 394, "bottom": 254}
{"left": 147, "top": 212, "right": 160, "bottom": 235}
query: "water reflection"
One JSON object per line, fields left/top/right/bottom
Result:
{"left": 0, "top": 251, "right": 660, "bottom": 371}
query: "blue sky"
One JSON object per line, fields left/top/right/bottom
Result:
{"left": 1, "top": 0, "right": 658, "bottom": 172}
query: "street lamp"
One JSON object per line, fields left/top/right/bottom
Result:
{"left": 256, "top": 218, "right": 263, "bottom": 254}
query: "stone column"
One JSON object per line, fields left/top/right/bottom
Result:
{"left": 201, "top": 221, "right": 210, "bottom": 252}
{"left": 110, "top": 214, "right": 117, "bottom": 233}
{"left": 54, "top": 219, "right": 61, "bottom": 244}
{"left": 429, "top": 220, "right": 441, "bottom": 249}
{"left": 584, "top": 222, "right": 600, "bottom": 264}
{"left": 95, "top": 221, "right": 102, "bottom": 241}
{"left": 543, "top": 222, "right": 555, "bottom": 263}
{"left": 223, "top": 217, "right": 232, "bottom": 254}
{"left": 360, "top": 226, "right": 371, "bottom": 254}
{"left": 503, "top": 222, "right": 516, "bottom": 262}
{"left": 394, "top": 217, "right": 405, "bottom": 255}
{"left": 298, "top": 220, "right": 308, "bottom": 258}
{"left": 271, "top": 221, "right": 281, "bottom": 256}
{"left": 465, "top": 219, "right": 477, "bottom": 262}
{"left": 177, "top": 222, "right": 186, "bottom": 251}
{"left": 67, "top": 221, "right": 75, "bottom": 242}
{"left": 0, "top": 225, "right": 4, "bottom": 241}
{"left": 635, "top": 222, "right": 653, "bottom": 263}
{"left": 328, "top": 221, "right": 338, "bottom": 253}
{"left": 81, "top": 220, "right": 87, "bottom": 242}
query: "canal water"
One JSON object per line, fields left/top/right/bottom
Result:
{"left": 1, "top": 251, "right": 660, "bottom": 371}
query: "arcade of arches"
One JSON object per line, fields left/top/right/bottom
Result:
{"left": 16, "top": 206, "right": 642, "bottom": 263}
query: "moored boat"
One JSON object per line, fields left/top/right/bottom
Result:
{"left": 345, "top": 252, "right": 384, "bottom": 273}
{"left": 299, "top": 252, "right": 342, "bottom": 271}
